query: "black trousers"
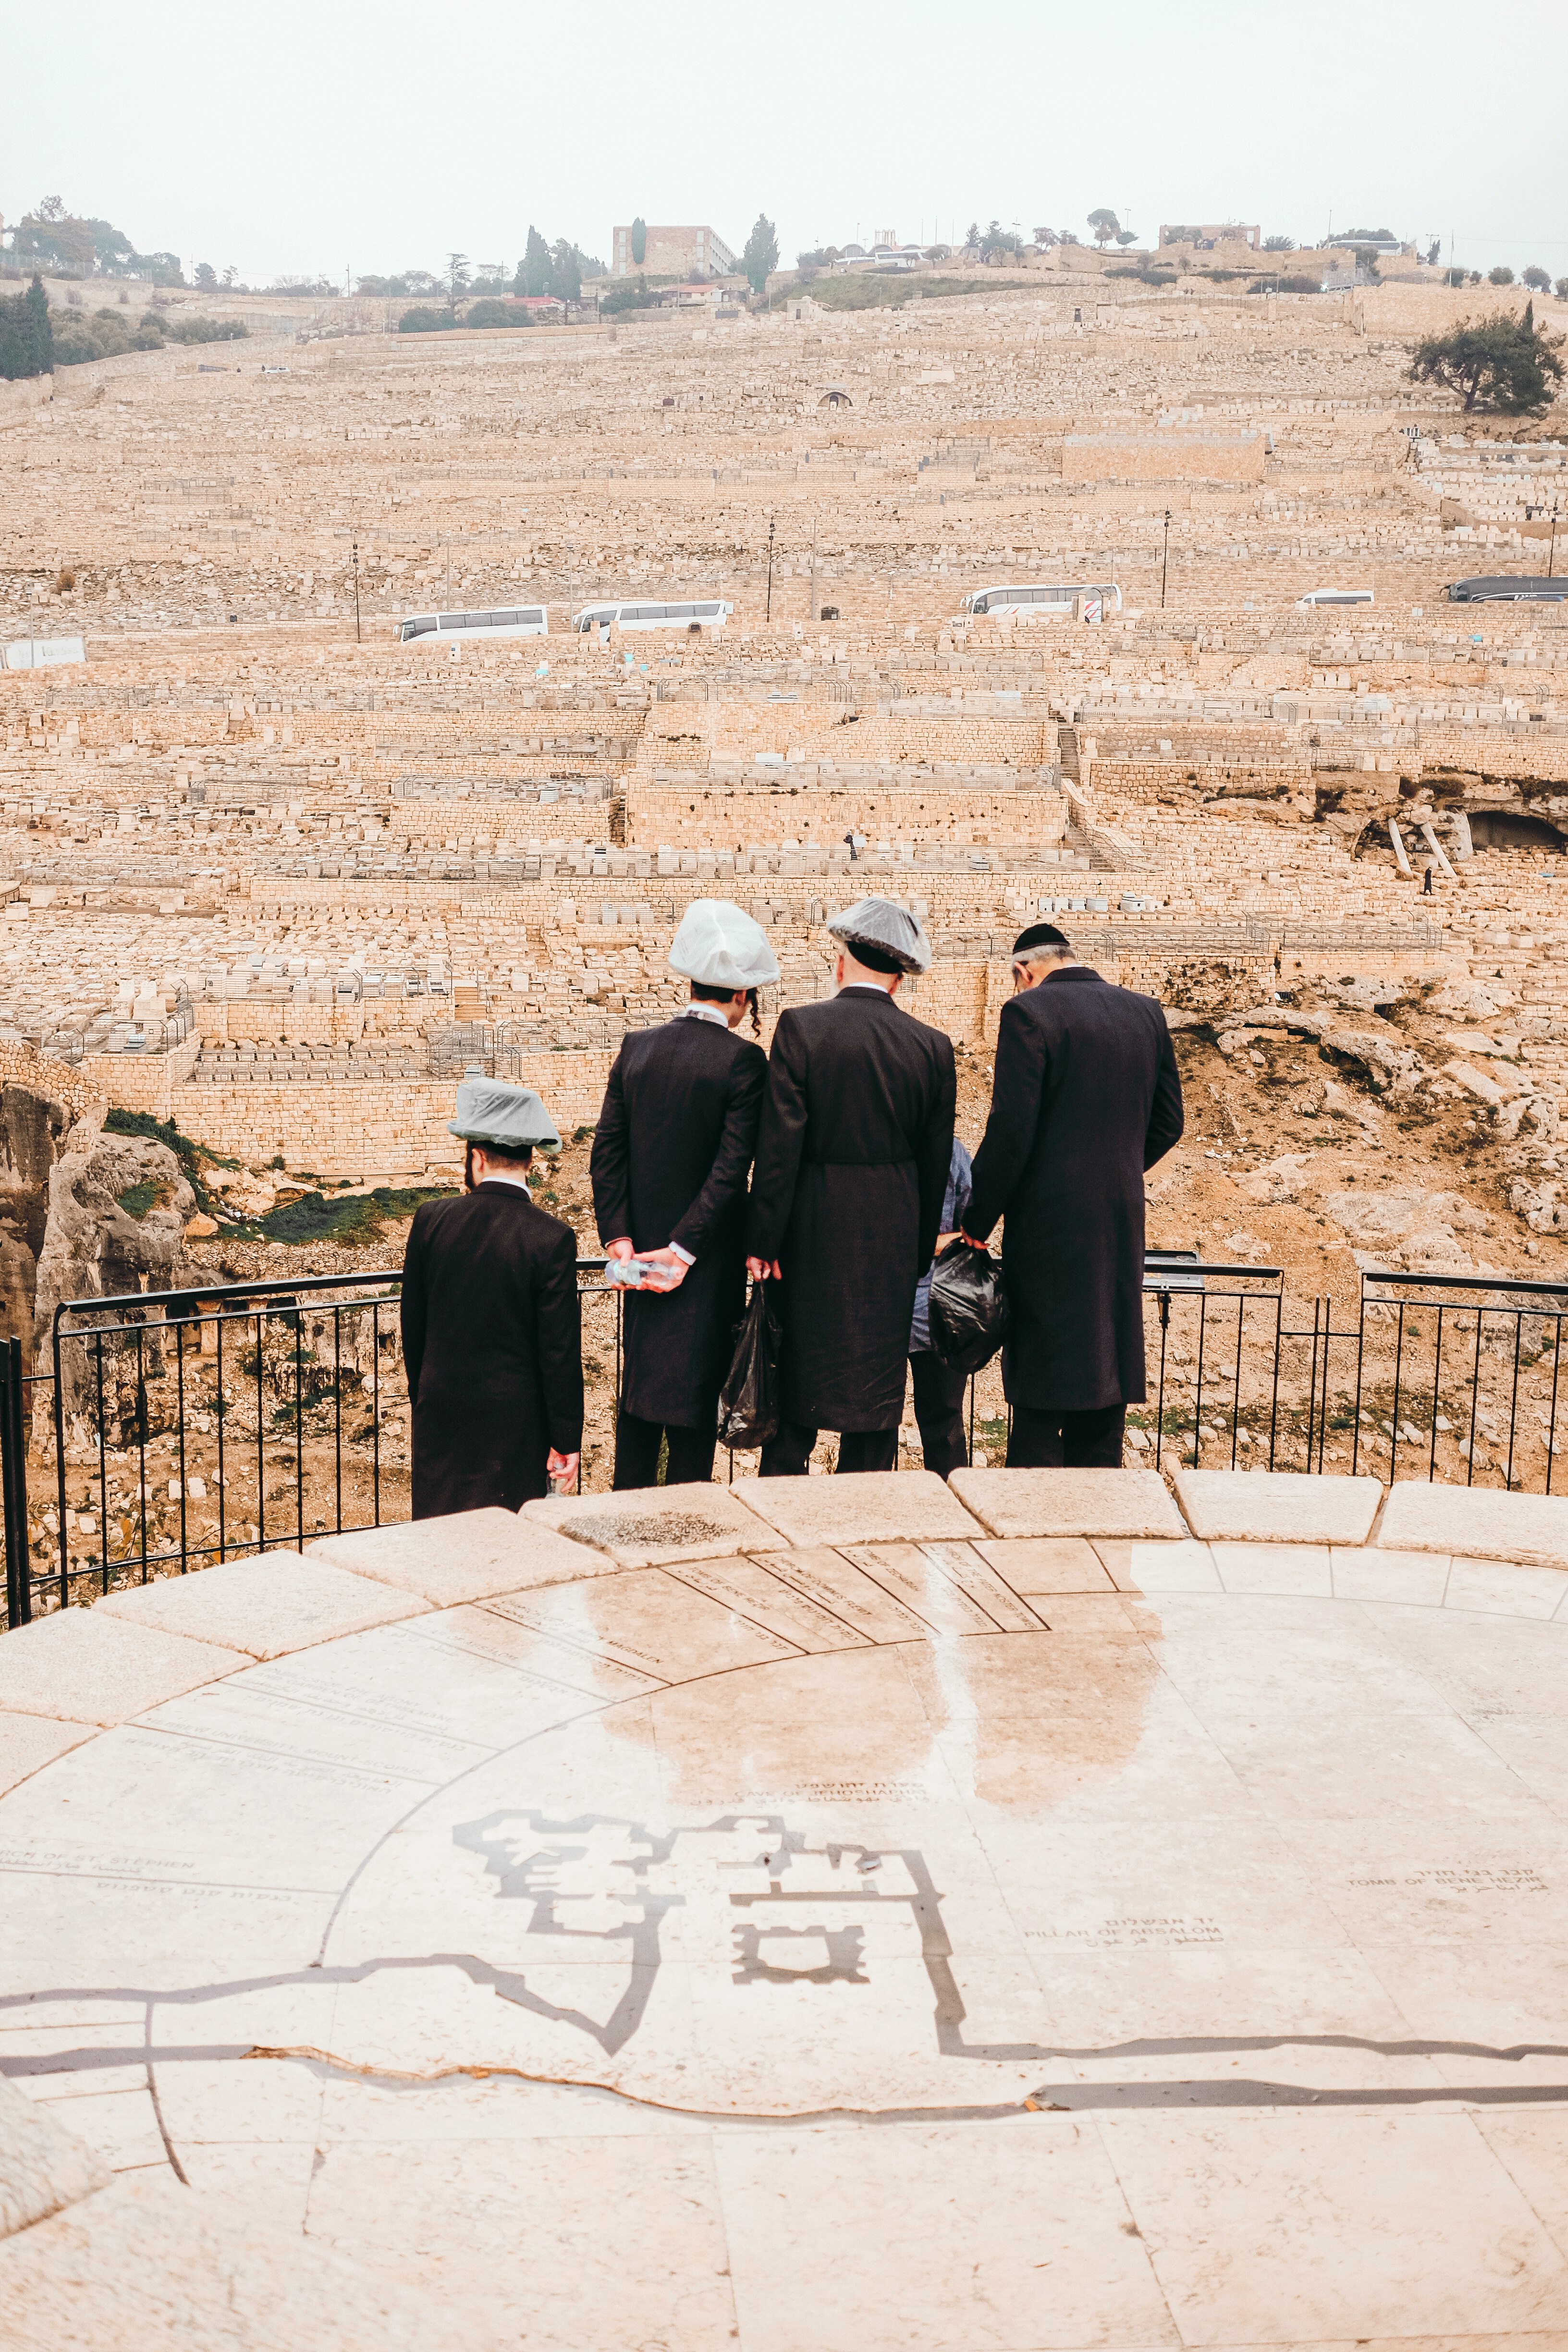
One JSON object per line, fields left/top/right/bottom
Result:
{"left": 908, "top": 1351, "right": 969, "bottom": 1481}
{"left": 759, "top": 1421, "right": 900, "bottom": 1477}
{"left": 1007, "top": 1402, "right": 1126, "bottom": 1469}
{"left": 613, "top": 1409, "right": 717, "bottom": 1491}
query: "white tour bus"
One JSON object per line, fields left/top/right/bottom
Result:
{"left": 1296, "top": 587, "right": 1374, "bottom": 609}
{"left": 957, "top": 581, "right": 1123, "bottom": 620}
{"left": 398, "top": 606, "right": 549, "bottom": 644}
{"left": 571, "top": 598, "right": 732, "bottom": 634}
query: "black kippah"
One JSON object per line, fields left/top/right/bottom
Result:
{"left": 844, "top": 939, "right": 905, "bottom": 975}
{"left": 1012, "top": 922, "right": 1070, "bottom": 958}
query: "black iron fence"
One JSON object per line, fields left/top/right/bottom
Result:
{"left": 4, "top": 1255, "right": 1567, "bottom": 1629}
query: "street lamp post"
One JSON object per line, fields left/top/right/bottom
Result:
{"left": 352, "top": 541, "right": 361, "bottom": 644}
{"left": 1160, "top": 508, "right": 1172, "bottom": 609}
{"left": 765, "top": 517, "right": 775, "bottom": 623}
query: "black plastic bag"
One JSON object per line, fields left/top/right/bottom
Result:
{"left": 718, "top": 1282, "right": 784, "bottom": 1449}
{"left": 928, "top": 1240, "right": 1009, "bottom": 1373}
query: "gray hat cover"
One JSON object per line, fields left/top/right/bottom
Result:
{"left": 668, "top": 898, "right": 780, "bottom": 990}
{"left": 448, "top": 1075, "right": 561, "bottom": 1151}
{"left": 827, "top": 895, "right": 932, "bottom": 975}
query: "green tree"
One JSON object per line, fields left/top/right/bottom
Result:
{"left": 741, "top": 212, "right": 779, "bottom": 294}
{"left": 1489, "top": 265, "right": 1515, "bottom": 286}
{"left": 630, "top": 216, "right": 647, "bottom": 266}
{"left": 0, "top": 273, "right": 54, "bottom": 380}
{"left": 1264, "top": 235, "right": 1296, "bottom": 252}
{"left": 445, "top": 252, "right": 469, "bottom": 312}
{"left": 515, "top": 226, "right": 552, "bottom": 297}
{"left": 1407, "top": 306, "right": 1565, "bottom": 414}
{"left": 1522, "top": 266, "right": 1551, "bottom": 291}
{"left": 194, "top": 262, "right": 218, "bottom": 291}
{"left": 1087, "top": 207, "right": 1120, "bottom": 247}
{"left": 549, "top": 239, "right": 582, "bottom": 300}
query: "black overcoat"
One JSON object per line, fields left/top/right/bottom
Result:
{"left": 590, "top": 1013, "right": 768, "bottom": 1428}
{"left": 745, "top": 987, "right": 956, "bottom": 1433}
{"left": 964, "top": 967, "right": 1184, "bottom": 1411}
{"left": 400, "top": 1181, "right": 583, "bottom": 1518}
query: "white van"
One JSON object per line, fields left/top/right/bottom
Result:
{"left": 398, "top": 606, "right": 549, "bottom": 644}
{"left": 957, "top": 582, "right": 1122, "bottom": 620}
{"left": 1296, "top": 588, "right": 1374, "bottom": 609}
{"left": 572, "top": 599, "right": 732, "bottom": 634}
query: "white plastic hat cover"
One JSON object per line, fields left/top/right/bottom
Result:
{"left": 447, "top": 1077, "right": 561, "bottom": 1150}
{"left": 828, "top": 895, "right": 932, "bottom": 975}
{"left": 668, "top": 898, "right": 780, "bottom": 990}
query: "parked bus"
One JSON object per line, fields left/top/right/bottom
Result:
{"left": 957, "top": 581, "right": 1122, "bottom": 619}
{"left": 571, "top": 599, "right": 732, "bottom": 634}
{"left": 398, "top": 606, "right": 549, "bottom": 644}
{"left": 1446, "top": 575, "right": 1568, "bottom": 604}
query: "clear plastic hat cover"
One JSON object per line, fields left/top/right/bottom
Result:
{"left": 827, "top": 895, "right": 933, "bottom": 974}
{"left": 668, "top": 898, "right": 781, "bottom": 990}
{"left": 447, "top": 1077, "right": 562, "bottom": 1149}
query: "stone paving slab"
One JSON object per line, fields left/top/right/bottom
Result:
{"left": 1174, "top": 1467, "right": 1384, "bottom": 1546}
{"left": 1378, "top": 1480, "right": 1568, "bottom": 1570}
{"left": 0, "top": 2079, "right": 107, "bottom": 2244}
{"left": 522, "top": 1482, "right": 785, "bottom": 1567}
{"left": 93, "top": 1553, "right": 430, "bottom": 1661}
{"left": 971, "top": 1537, "right": 1116, "bottom": 1593}
{"left": 307, "top": 1509, "right": 604, "bottom": 1605}
{"left": 0, "top": 2170, "right": 502, "bottom": 2352}
{"left": 0, "top": 1610, "right": 239, "bottom": 1727}
{"left": 735, "top": 1469, "right": 982, "bottom": 1547}
{"left": 950, "top": 1466, "right": 1182, "bottom": 1540}
{"left": 0, "top": 1710, "right": 97, "bottom": 1799}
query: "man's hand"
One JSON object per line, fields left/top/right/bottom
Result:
{"left": 638, "top": 1246, "right": 689, "bottom": 1290}
{"left": 547, "top": 1450, "right": 580, "bottom": 1489}
{"left": 746, "top": 1256, "right": 782, "bottom": 1281}
{"left": 958, "top": 1231, "right": 986, "bottom": 1251}
{"left": 605, "top": 1238, "right": 636, "bottom": 1262}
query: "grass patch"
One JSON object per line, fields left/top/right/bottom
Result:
{"left": 113, "top": 1179, "right": 167, "bottom": 1221}
{"left": 255, "top": 1185, "right": 458, "bottom": 1246}
{"left": 103, "top": 1106, "right": 233, "bottom": 1217}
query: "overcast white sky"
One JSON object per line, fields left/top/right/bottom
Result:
{"left": 5, "top": 0, "right": 1565, "bottom": 285}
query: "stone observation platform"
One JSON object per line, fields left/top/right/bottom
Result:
{"left": 4, "top": 1465, "right": 1568, "bottom": 2346}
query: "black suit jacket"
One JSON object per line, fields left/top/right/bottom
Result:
{"left": 746, "top": 987, "right": 956, "bottom": 1432}
{"left": 401, "top": 1181, "right": 583, "bottom": 1517}
{"left": 965, "top": 967, "right": 1183, "bottom": 1410}
{"left": 590, "top": 1013, "right": 767, "bottom": 1426}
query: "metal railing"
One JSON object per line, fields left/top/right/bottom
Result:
{"left": 5, "top": 1261, "right": 621, "bottom": 1626}
{"left": 6, "top": 1254, "right": 1568, "bottom": 1629}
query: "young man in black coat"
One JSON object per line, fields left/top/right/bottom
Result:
{"left": 401, "top": 1078, "right": 582, "bottom": 1517}
{"left": 591, "top": 901, "right": 775, "bottom": 1489}
{"left": 962, "top": 923, "right": 1184, "bottom": 1467}
{"left": 746, "top": 897, "right": 956, "bottom": 1476}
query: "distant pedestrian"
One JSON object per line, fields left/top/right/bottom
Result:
{"left": 746, "top": 897, "right": 956, "bottom": 1476}
{"left": 401, "top": 1078, "right": 582, "bottom": 1516}
{"left": 906, "top": 1134, "right": 974, "bottom": 1479}
{"left": 591, "top": 901, "right": 774, "bottom": 1490}
{"left": 962, "top": 924, "right": 1183, "bottom": 1467}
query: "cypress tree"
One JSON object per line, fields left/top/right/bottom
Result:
{"left": 23, "top": 273, "right": 54, "bottom": 376}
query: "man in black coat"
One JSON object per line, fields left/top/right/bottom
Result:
{"left": 746, "top": 897, "right": 956, "bottom": 1476}
{"left": 591, "top": 900, "right": 774, "bottom": 1489}
{"left": 962, "top": 923, "right": 1183, "bottom": 1467}
{"left": 401, "top": 1078, "right": 583, "bottom": 1517}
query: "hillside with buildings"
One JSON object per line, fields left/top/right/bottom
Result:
{"left": 3, "top": 264, "right": 1568, "bottom": 1492}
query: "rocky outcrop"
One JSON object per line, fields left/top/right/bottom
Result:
{"left": 35, "top": 1133, "right": 195, "bottom": 1419}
